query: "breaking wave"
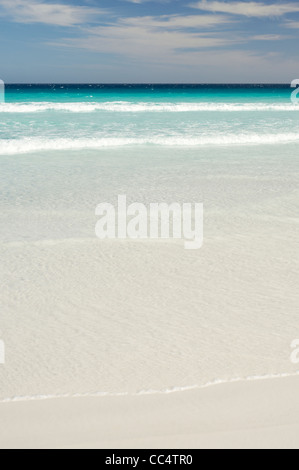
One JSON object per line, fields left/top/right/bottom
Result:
{"left": 1, "top": 101, "right": 299, "bottom": 113}
{"left": 1, "top": 133, "right": 299, "bottom": 154}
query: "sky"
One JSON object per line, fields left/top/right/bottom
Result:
{"left": 0, "top": 0, "right": 299, "bottom": 82}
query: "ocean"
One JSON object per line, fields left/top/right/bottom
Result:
{"left": 1, "top": 84, "right": 299, "bottom": 154}
{"left": 0, "top": 84, "right": 298, "bottom": 401}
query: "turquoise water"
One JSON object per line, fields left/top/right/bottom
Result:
{"left": 1, "top": 84, "right": 299, "bottom": 154}
{"left": 1, "top": 85, "right": 299, "bottom": 398}
{"left": 3, "top": 84, "right": 293, "bottom": 103}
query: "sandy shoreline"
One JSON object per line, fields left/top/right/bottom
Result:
{"left": 1, "top": 146, "right": 298, "bottom": 449}
{"left": 0, "top": 375, "right": 298, "bottom": 449}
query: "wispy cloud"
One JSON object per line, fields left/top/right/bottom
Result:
{"left": 123, "top": 0, "right": 171, "bottom": 3}
{"left": 284, "top": 21, "right": 299, "bottom": 28}
{"left": 48, "top": 13, "right": 238, "bottom": 65}
{"left": 2, "top": 0, "right": 298, "bottom": 81}
{"left": 0, "top": 0, "right": 105, "bottom": 26}
{"left": 190, "top": 1, "right": 299, "bottom": 17}
{"left": 251, "top": 34, "right": 283, "bottom": 40}
{"left": 122, "top": 14, "right": 235, "bottom": 29}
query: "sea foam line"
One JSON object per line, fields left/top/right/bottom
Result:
{"left": 1, "top": 371, "right": 298, "bottom": 404}
{"left": 1, "top": 133, "right": 299, "bottom": 154}
{"left": 1, "top": 102, "right": 299, "bottom": 113}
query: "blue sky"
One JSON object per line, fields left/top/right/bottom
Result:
{"left": 1, "top": 0, "right": 299, "bottom": 82}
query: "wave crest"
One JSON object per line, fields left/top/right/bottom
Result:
{"left": 1, "top": 101, "right": 299, "bottom": 113}
{"left": 1, "top": 133, "right": 299, "bottom": 154}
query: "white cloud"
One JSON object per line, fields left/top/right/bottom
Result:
{"left": 190, "top": 1, "right": 299, "bottom": 17}
{"left": 0, "top": 0, "right": 105, "bottom": 26}
{"left": 284, "top": 21, "right": 299, "bottom": 28}
{"left": 48, "top": 14, "right": 239, "bottom": 64}
{"left": 125, "top": 14, "right": 235, "bottom": 29}
{"left": 123, "top": 0, "right": 171, "bottom": 3}
{"left": 119, "top": 13, "right": 235, "bottom": 30}
{"left": 251, "top": 34, "right": 283, "bottom": 40}
{"left": 44, "top": 9, "right": 298, "bottom": 81}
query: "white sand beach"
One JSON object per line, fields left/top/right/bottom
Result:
{"left": 0, "top": 144, "right": 298, "bottom": 449}
{"left": 0, "top": 375, "right": 298, "bottom": 449}
{"left": 1, "top": 0, "right": 299, "bottom": 448}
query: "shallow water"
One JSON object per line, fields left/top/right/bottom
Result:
{"left": 0, "top": 86, "right": 298, "bottom": 400}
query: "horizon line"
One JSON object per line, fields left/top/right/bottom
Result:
{"left": 2, "top": 82, "right": 293, "bottom": 86}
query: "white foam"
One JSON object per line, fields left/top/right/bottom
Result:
{"left": 1, "top": 133, "right": 299, "bottom": 154}
{"left": 1, "top": 101, "right": 299, "bottom": 113}
{"left": 1, "top": 371, "right": 298, "bottom": 404}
